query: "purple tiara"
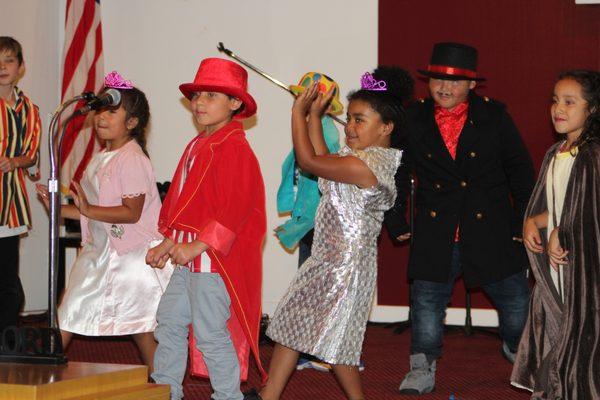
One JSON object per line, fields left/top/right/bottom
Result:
{"left": 360, "top": 72, "right": 387, "bottom": 91}
{"left": 104, "top": 71, "right": 134, "bottom": 89}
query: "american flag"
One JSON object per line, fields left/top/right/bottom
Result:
{"left": 60, "top": 0, "right": 104, "bottom": 192}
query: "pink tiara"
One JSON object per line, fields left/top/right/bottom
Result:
{"left": 104, "top": 71, "right": 134, "bottom": 89}
{"left": 360, "top": 72, "right": 387, "bottom": 91}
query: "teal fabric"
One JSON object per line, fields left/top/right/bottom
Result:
{"left": 276, "top": 116, "right": 341, "bottom": 250}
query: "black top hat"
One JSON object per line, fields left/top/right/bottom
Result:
{"left": 418, "top": 42, "right": 485, "bottom": 81}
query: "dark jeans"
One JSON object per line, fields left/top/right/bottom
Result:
{"left": 410, "top": 243, "right": 530, "bottom": 361}
{"left": 0, "top": 235, "right": 23, "bottom": 334}
{"left": 298, "top": 229, "right": 314, "bottom": 267}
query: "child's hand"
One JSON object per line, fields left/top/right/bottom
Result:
{"left": 396, "top": 233, "right": 411, "bottom": 242}
{"left": 35, "top": 184, "right": 50, "bottom": 210}
{"left": 146, "top": 239, "right": 173, "bottom": 269}
{"left": 547, "top": 227, "right": 568, "bottom": 270}
{"left": 523, "top": 217, "right": 543, "bottom": 253}
{"left": 146, "top": 247, "right": 170, "bottom": 269}
{"left": 168, "top": 242, "right": 205, "bottom": 266}
{"left": 309, "top": 86, "right": 335, "bottom": 117}
{"left": 0, "top": 157, "right": 16, "bottom": 173}
{"left": 70, "top": 181, "right": 90, "bottom": 216}
{"left": 292, "top": 82, "right": 320, "bottom": 116}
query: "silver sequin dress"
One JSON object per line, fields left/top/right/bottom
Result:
{"left": 267, "top": 146, "right": 401, "bottom": 365}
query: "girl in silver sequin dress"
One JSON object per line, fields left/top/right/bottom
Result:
{"left": 252, "top": 68, "right": 414, "bottom": 400}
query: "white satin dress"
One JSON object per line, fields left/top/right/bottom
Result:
{"left": 58, "top": 150, "right": 173, "bottom": 336}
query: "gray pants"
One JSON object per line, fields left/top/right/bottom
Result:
{"left": 152, "top": 268, "right": 242, "bottom": 400}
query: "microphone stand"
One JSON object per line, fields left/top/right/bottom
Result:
{"left": 0, "top": 94, "right": 89, "bottom": 365}
{"left": 47, "top": 96, "right": 89, "bottom": 348}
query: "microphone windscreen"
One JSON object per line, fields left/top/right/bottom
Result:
{"left": 105, "top": 88, "right": 122, "bottom": 107}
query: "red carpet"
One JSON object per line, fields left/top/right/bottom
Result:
{"left": 65, "top": 324, "right": 531, "bottom": 399}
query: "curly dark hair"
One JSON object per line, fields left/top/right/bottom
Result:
{"left": 347, "top": 66, "right": 414, "bottom": 149}
{"left": 100, "top": 87, "right": 151, "bottom": 156}
{"left": 558, "top": 70, "right": 600, "bottom": 147}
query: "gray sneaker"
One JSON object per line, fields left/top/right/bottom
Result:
{"left": 399, "top": 353, "right": 436, "bottom": 395}
{"left": 502, "top": 341, "right": 516, "bottom": 364}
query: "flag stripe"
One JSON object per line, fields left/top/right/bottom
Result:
{"left": 63, "top": 0, "right": 82, "bottom": 52}
{"left": 60, "top": 0, "right": 103, "bottom": 192}
{"left": 64, "top": 13, "right": 101, "bottom": 100}
{"left": 72, "top": 129, "right": 98, "bottom": 189}
{"left": 61, "top": 0, "right": 96, "bottom": 99}
{"left": 65, "top": 0, "right": 72, "bottom": 23}
{"left": 60, "top": 21, "right": 103, "bottom": 163}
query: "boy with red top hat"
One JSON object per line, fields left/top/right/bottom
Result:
{"left": 384, "top": 42, "right": 534, "bottom": 395}
{"left": 146, "top": 57, "right": 266, "bottom": 400}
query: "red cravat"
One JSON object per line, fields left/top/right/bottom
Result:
{"left": 434, "top": 102, "right": 468, "bottom": 242}
{"left": 434, "top": 102, "right": 469, "bottom": 160}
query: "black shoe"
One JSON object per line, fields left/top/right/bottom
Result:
{"left": 243, "top": 388, "right": 263, "bottom": 400}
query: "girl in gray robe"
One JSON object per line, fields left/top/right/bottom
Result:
{"left": 513, "top": 70, "right": 600, "bottom": 399}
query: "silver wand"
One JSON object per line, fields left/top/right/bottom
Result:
{"left": 217, "top": 42, "right": 346, "bottom": 126}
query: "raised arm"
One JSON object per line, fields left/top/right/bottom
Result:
{"left": 291, "top": 83, "right": 376, "bottom": 188}
{"left": 306, "top": 92, "right": 333, "bottom": 156}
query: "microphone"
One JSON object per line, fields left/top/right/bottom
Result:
{"left": 75, "top": 88, "right": 121, "bottom": 115}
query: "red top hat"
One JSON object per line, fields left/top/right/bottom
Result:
{"left": 179, "top": 58, "right": 257, "bottom": 119}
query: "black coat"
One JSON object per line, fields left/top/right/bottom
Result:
{"left": 385, "top": 93, "right": 535, "bottom": 287}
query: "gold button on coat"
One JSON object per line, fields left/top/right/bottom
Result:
{"left": 469, "top": 151, "right": 476, "bottom": 158}
{"left": 426, "top": 153, "right": 432, "bottom": 159}
{"left": 434, "top": 183, "right": 441, "bottom": 189}
{"left": 460, "top": 181, "right": 467, "bottom": 187}
{"left": 476, "top": 212, "right": 483, "bottom": 219}
{"left": 430, "top": 211, "right": 437, "bottom": 218}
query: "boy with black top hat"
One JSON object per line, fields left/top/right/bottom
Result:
{"left": 384, "top": 42, "right": 534, "bottom": 395}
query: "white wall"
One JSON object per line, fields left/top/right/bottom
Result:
{"left": 2, "top": 0, "right": 378, "bottom": 316}
{"left": 0, "top": 0, "right": 60, "bottom": 312}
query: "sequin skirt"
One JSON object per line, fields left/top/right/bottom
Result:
{"left": 266, "top": 255, "right": 377, "bottom": 366}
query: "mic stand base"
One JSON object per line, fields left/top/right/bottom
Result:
{"left": 0, "top": 353, "right": 67, "bottom": 365}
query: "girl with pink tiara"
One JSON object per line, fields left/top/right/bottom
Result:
{"left": 512, "top": 70, "right": 600, "bottom": 399}
{"left": 36, "top": 72, "right": 173, "bottom": 374}
{"left": 245, "top": 67, "right": 413, "bottom": 400}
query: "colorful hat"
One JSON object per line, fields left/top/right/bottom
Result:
{"left": 289, "top": 72, "right": 344, "bottom": 115}
{"left": 179, "top": 58, "right": 257, "bottom": 119}
{"left": 418, "top": 42, "right": 485, "bottom": 81}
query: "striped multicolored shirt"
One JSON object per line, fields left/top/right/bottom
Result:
{"left": 0, "top": 87, "right": 41, "bottom": 228}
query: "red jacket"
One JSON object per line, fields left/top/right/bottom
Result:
{"left": 159, "top": 120, "right": 267, "bottom": 382}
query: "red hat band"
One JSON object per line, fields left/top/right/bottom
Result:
{"left": 427, "top": 65, "right": 477, "bottom": 79}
